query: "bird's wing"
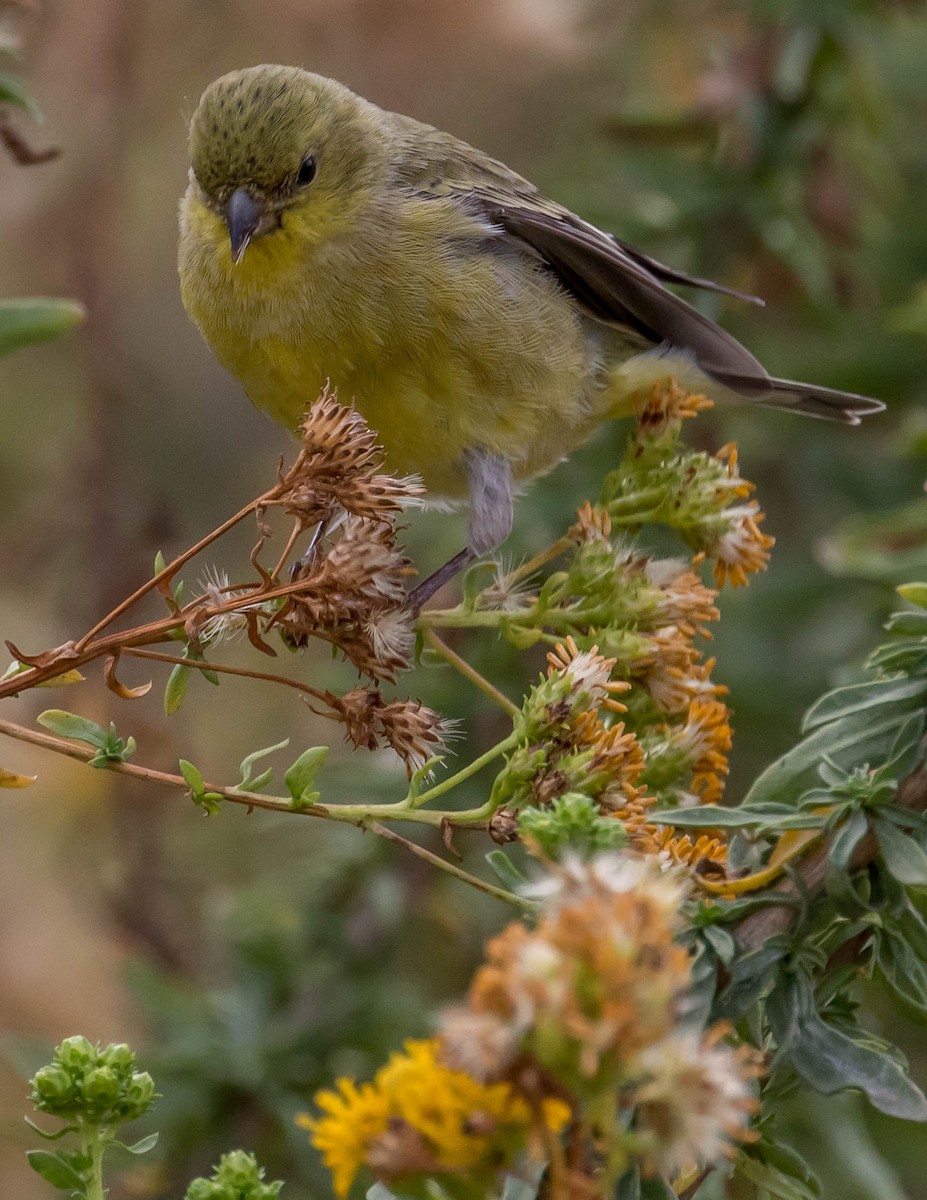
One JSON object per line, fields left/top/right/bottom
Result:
{"left": 472, "top": 191, "right": 770, "bottom": 387}
{"left": 386, "top": 111, "right": 770, "bottom": 388}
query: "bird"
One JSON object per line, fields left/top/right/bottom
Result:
{"left": 178, "top": 64, "right": 883, "bottom": 606}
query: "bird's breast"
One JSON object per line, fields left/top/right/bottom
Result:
{"left": 179, "top": 190, "right": 602, "bottom": 494}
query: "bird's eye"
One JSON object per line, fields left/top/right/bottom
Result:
{"left": 296, "top": 155, "right": 317, "bottom": 186}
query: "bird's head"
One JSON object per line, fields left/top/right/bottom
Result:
{"left": 188, "top": 65, "right": 385, "bottom": 263}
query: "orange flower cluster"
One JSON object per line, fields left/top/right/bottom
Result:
{"left": 438, "top": 857, "right": 758, "bottom": 1191}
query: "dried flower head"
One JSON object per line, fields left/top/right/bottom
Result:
{"left": 275, "top": 387, "right": 423, "bottom": 527}
{"left": 462, "top": 854, "right": 692, "bottom": 1087}
{"left": 547, "top": 637, "right": 630, "bottom": 714}
{"left": 324, "top": 687, "right": 450, "bottom": 776}
{"left": 633, "top": 1028, "right": 759, "bottom": 1176}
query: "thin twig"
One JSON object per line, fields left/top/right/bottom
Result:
{"left": 122, "top": 647, "right": 330, "bottom": 704}
{"left": 367, "top": 822, "right": 531, "bottom": 911}
{"left": 424, "top": 628, "right": 518, "bottom": 717}
{"left": 74, "top": 495, "right": 266, "bottom": 650}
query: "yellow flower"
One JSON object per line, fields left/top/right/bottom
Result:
{"left": 301, "top": 1040, "right": 569, "bottom": 1198}
{"left": 298, "top": 1077, "right": 390, "bottom": 1198}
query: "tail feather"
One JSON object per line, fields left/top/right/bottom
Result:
{"left": 720, "top": 373, "right": 885, "bottom": 426}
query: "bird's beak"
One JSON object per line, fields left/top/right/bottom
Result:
{"left": 225, "top": 188, "right": 265, "bottom": 264}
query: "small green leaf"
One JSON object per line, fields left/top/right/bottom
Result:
{"left": 745, "top": 706, "right": 920, "bottom": 810}
{"left": 802, "top": 677, "right": 927, "bottom": 733}
{"left": 238, "top": 739, "right": 289, "bottom": 789}
{"left": 614, "top": 1166, "right": 641, "bottom": 1200}
{"left": 875, "top": 819, "right": 927, "bottom": 886}
{"left": 898, "top": 583, "right": 927, "bottom": 609}
{"left": 115, "top": 1132, "right": 159, "bottom": 1155}
{"left": 23, "top": 1116, "right": 76, "bottom": 1141}
{"left": 485, "top": 849, "right": 529, "bottom": 891}
{"left": 828, "top": 810, "right": 869, "bottom": 871}
{"left": 163, "top": 663, "right": 191, "bottom": 715}
{"left": 640, "top": 1177, "right": 676, "bottom": 1200}
{"left": 284, "top": 745, "right": 328, "bottom": 808}
{"left": 153, "top": 550, "right": 167, "bottom": 575}
{"left": 178, "top": 759, "right": 204, "bottom": 793}
{"left": 0, "top": 297, "right": 83, "bottom": 356}
{"left": 0, "top": 70, "right": 42, "bottom": 118}
{"left": 26, "top": 1149, "right": 84, "bottom": 1189}
{"left": 37, "top": 709, "right": 109, "bottom": 748}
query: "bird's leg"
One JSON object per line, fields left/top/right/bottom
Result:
{"left": 408, "top": 449, "right": 514, "bottom": 614}
{"left": 290, "top": 516, "right": 330, "bottom": 580}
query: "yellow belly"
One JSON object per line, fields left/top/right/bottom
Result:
{"left": 179, "top": 191, "right": 603, "bottom": 497}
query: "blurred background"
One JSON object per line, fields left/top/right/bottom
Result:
{"left": 2, "top": 0, "right": 927, "bottom": 1195}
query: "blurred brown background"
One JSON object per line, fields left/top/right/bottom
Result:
{"left": 3, "top": 1, "right": 927, "bottom": 1196}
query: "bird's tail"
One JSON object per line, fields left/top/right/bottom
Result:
{"left": 720, "top": 373, "right": 885, "bottom": 426}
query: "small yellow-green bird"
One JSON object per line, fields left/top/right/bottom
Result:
{"left": 179, "top": 65, "right": 882, "bottom": 601}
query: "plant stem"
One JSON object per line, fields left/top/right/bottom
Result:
{"left": 423, "top": 629, "right": 518, "bottom": 717}
{"left": 74, "top": 495, "right": 265, "bottom": 650}
{"left": 368, "top": 823, "right": 532, "bottom": 911}
{"left": 79, "top": 1123, "right": 106, "bottom": 1200}
{"left": 122, "top": 647, "right": 330, "bottom": 704}
{"left": 407, "top": 733, "right": 518, "bottom": 809}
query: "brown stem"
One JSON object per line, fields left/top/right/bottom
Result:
{"left": 122, "top": 647, "right": 330, "bottom": 704}
{"left": 74, "top": 496, "right": 265, "bottom": 650}
{"left": 0, "top": 714, "right": 326, "bottom": 818}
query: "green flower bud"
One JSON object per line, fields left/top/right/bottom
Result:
{"left": 55, "top": 1035, "right": 97, "bottom": 1072}
{"left": 120, "top": 1071, "right": 156, "bottom": 1119}
{"left": 30, "top": 1063, "right": 76, "bottom": 1110}
{"left": 183, "top": 1150, "right": 283, "bottom": 1200}
{"left": 83, "top": 1066, "right": 120, "bottom": 1110}
{"left": 99, "top": 1043, "right": 135, "bottom": 1074}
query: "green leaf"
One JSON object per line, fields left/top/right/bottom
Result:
{"left": 884, "top": 611, "right": 927, "bottom": 636}
{"left": 485, "top": 849, "right": 528, "bottom": 891}
{"left": 648, "top": 804, "right": 825, "bottom": 831}
{"left": 22, "top": 1116, "right": 76, "bottom": 1140}
{"left": 115, "top": 1132, "right": 159, "bottom": 1155}
{"left": 0, "top": 69, "right": 42, "bottom": 118}
{"left": 37, "top": 709, "right": 109, "bottom": 748}
{"left": 802, "top": 677, "right": 927, "bottom": 733}
{"left": 239, "top": 739, "right": 289, "bottom": 789}
{"left": 776, "top": 975, "right": 927, "bottom": 1120}
{"left": 738, "top": 1146, "right": 820, "bottom": 1200}
{"left": 26, "top": 1149, "right": 84, "bottom": 1189}
{"left": 878, "top": 923, "right": 927, "bottom": 1021}
{"left": 745, "top": 705, "right": 920, "bottom": 810}
{"left": 163, "top": 663, "right": 191, "bottom": 715}
{"left": 284, "top": 745, "right": 328, "bottom": 808}
{"left": 875, "top": 819, "right": 927, "bottom": 886}
{"left": 153, "top": 550, "right": 167, "bottom": 575}
{"left": 828, "top": 810, "right": 869, "bottom": 871}
{"left": 613, "top": 1167, "right": 640, "bottom": 1200}
{"left": 178, "top": 759, "right": 205, "bottom": 793}
{"left": 640, "top": 1176, "right": 675, "bottom": 1199}
{"left": 0, "top": 297, "right": 83, "bottom": 356}
{"left": 898, "top": 583, "right": 927, "bottom": 609}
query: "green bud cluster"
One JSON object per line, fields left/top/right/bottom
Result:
{"left": 601, "top": 433, "right": 746, "bottom": 553}
{"left": 520, "top": 793, "right": 627, "bottom": 860}
{"left": 30, "top": 1036, "right": 156, "bottom": 1125}
{"left": 184, "top": 1150, "right": 284, "bottom": 1200}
